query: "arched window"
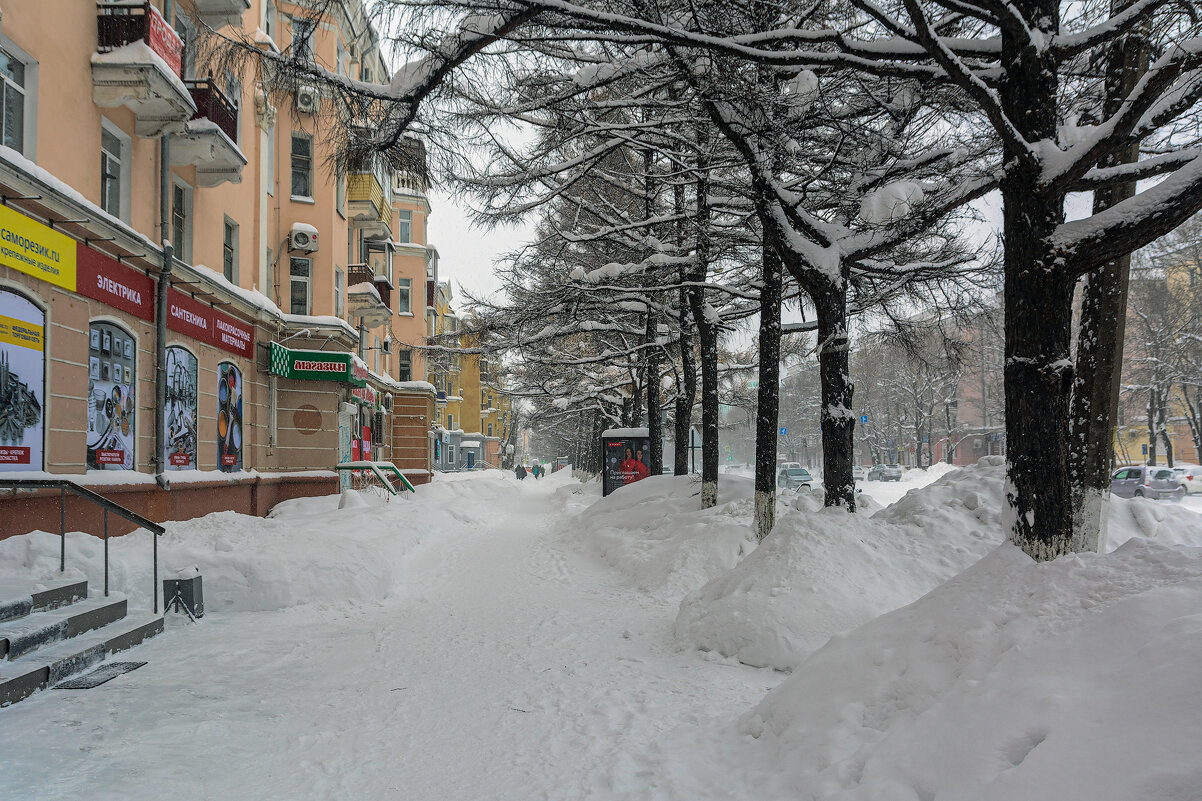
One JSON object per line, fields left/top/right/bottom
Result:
{"left": 87, "top": 320, "right": 136, "bottom": 470}
{"left": 164, "top": 346, "right": 198, "bottom": 469}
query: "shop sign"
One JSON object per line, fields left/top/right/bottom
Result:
{"left": 213, "top": 310, "right": 253, "bottom": 359}
{"left": 168, "top": 289, "right": 255, "bottom": 358}
{"left": 351, "top": 383, "right": 377, "bottom": 406}
{"left": 268, "top": 342, "right": 354, "bottom": 382}
{"left": 351, "top": 355, "right": 369, "bottom": 388}
{"left": 0, "top": 288, "right": 44, "bottom": 471}
{"left": 0, "top": 204, "right": 76, "bottom": 291}
{"left": 76, "top": 244, "right": 153, "bottom": 321}
{"left": 147, "top": 4, "right": 183, "bottom": 77}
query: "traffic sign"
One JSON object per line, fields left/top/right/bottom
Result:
{"left": 860, "top": 415, "right": 868, "bottom": 423}
{"left": 779, "top": 427, "right": 788, "bottom": 436}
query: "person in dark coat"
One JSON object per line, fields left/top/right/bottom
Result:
{"left": 515, "top": 464, "right": 527, "bottom": 480}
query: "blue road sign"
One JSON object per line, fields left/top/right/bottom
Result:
{"left": 1142, "top": 443, "right": 1149, "bottom": 455}
{"left": 779, "top": 427, "right": 788, "bottom": 436}
{"left": 860, "top": 415, "right": 868, "bottom": 423}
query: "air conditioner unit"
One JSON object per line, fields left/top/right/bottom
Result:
{"left": 289, "top": 228, "right": 319, "bottom": 253}
{"left": 296, "top": 85, "right": 320, "bottom": 114}
{"left": 382, "top": 393, "right": 394, "bottom": 413}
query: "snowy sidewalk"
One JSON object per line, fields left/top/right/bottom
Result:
{"left": 0, "top": 475, "right": 772, "bottom": 800}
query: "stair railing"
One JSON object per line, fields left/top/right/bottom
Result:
{"left": 0, "top": 479, "right": 167, "bottom": 613}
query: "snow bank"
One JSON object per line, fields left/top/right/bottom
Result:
{"left": 1105, "top": 495, "right": 1202, "bottom": 550}
{"left": 566, "top": 475, "right": 759, "bottom": 600}
{"left": 675, "top": 458, "right": 1007, "bottom": 670}
{"left": 714, "top": 541, "right": 1202, "bottom": 800}
{"left": 0, "top": 474, "right": 524, "bottom": 614}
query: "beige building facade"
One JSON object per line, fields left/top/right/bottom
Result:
{"left": 0, "top": 0, "right": 439, "bottom": 536}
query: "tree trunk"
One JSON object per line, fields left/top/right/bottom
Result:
{"left": 754, "top": 237, "right": 783, "bottom": 540}
{"left": 691, "top": 145, "right": 718, "bottom": 508}
{"left": 1068, "top": 0, "right": 1147, "bottom": 552}
{"left": 673, "top": 185, "right": 696, "bottom": 476}
{"left": 646, "top": 309, "right": 663, "bottom": 476}
{"left": 813, "top": 279, "right": 856, "bottom": 510}
{"left": 1147, "top": 390, "right": 1158, "bottom": 465}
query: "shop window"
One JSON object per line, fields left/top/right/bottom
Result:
{"left": 223, "top": 218, "right": 239, "bottom": 282}
{"left": 0, "top": 288, "right": 45, "bottom": 471}
{"left": 396, "top": 278, "right": 411, "bottom": 313}
{"left": 291, "top": 133, "right": 312, "bottom": 198}
{"left": 87, "top": 321, "right": 136, "bottom": 470}
{"left": 217, "top": 362, "right": 243, "bottom": 472}
{"left": 99, "top": 121, "right": 130, "bottom": 222}
{"left": 289, "top": 257, "right": 311, "bottom": 314}
{"left": 163, "top": 346, "right": 198, "bottom": 470}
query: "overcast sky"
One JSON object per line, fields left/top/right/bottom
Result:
{"left": 426, "top": 192, "right": 533, "bottom": 309}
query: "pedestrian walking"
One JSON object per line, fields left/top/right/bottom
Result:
{"left": 515, "top": 464, "right": 527, "bottom": 480}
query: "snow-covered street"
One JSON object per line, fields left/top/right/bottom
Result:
{"left": 0, "top": 472, "right": 772, "bottom": 800}
{"left": 4, "top": 465, "right": 1202, "bottom": 800}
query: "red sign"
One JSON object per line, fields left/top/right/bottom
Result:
{"left": 147, "top": 4, "right": 183, "bottom": 77}
{"left": 167, "top": 289, "right": 211, "bottom": 342}
{"left": 0, "top": 447, "right": 30, "bottom": 464}
{"left": 221, "top": 454, "right": 239, "bottom": 467}
{"left": 212, "top": 309, "right": 254, "bottom": 358}
{"left": 351, "top": 384, "right": 377, "bottom": 406}
{"left": 95, "top": 449, "right": 125, "bottom": 465}
{"left": 76, "top": 244, "right": 154, "bottom": 321}
{"left": 169, "top": 452, "right": 191, "bottom": 466}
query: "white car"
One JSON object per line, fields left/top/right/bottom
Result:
{"left": 852, "top": 465, "right": 867, "bottom": 482}
{"left": 1171, "top": 465, "right": 1202, "bottom": 495}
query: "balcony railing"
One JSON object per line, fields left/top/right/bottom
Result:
{"left": 347, "top": 263, "right": 391, "bottom": 310}
{"left": 186, "top": 79, "right": 238, "bottom": 142}
{"left": 97, "top": 2, "right": 182, "bottom": 77}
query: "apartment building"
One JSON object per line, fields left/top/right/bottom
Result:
{"left": 0, "top": 0, "right": 438, "bottom": 536}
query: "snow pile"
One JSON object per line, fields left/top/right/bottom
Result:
{"left": 675, "top": 458, "right": 1007, "bottom": 670}
{"left": 858, "top": 180, "right": 926, "bottom": 223}
{"left": 567, "top": 475, "right": 759, "bottom": 600}
{"left": 700, "top": 541, "right": 1202, "bottom": 800}
{"left": 0, "top": 474, "right": 524, "bottom": 614}
{"left": 1105, "top": 495, "right": 1202, "bottom": 550}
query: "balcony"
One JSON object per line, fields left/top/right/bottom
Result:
{"left": 92, "top": 2, "right": 196, "bottom": 137}
{"left": 192, "top": 0, "right": 251, "bottom": 29}
{"left": 347, "top": 263, "right": 392, "bottom": 317}
{"left": 347, "top": 173, "right": 388, "bottom": 223}
{"left": 170, "top": 79, "right": 246, "bottom": 187}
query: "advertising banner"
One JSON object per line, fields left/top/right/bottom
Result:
{"left": 217, "top": 362, "right": 243, "bottom": 471}
{"left": 601, "top": 430, "right": 651, "bottom": 497}
{"left": 76, "top": 243, "right": 154, "bottom": 321}
{"left": 268, "top": 342, "right": 354, "bottom": 382}
{"left": 0, "top": 204, "right": 76, "bottom": 291}
{"left": 168, "top": 289, "right": 255, "bottom": 358}
{"left": 87, "top": 321, "right": 136, "bottom": 470}
{"left": 212, "top": 310, "right": 254, "bottom": 359}
{"left": 147, "top": 3, "right": 183, "bottom": 77}
{"left": 0, "top": 289, "right": 44, "bottom": 470}
{"left": 164, "top": 346, "right": 197, "bottom": 470}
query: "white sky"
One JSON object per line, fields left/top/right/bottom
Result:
{"left": 426, "top": 192, "right": 534, "bottom": 309}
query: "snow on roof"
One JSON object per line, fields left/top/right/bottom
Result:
{"left": 603, "top": 428, "right": 650, "bottom": 438}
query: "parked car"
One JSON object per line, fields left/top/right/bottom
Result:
{"left": 777, "top": 465, "right": 814, "bottom": 489}
{"left": 852, "top": 465, "right": 867, "bottom": 482}
{"left": 1110, "top": 466, "right": 1185, "bottom": 500}
{"left": 867, "top": 464, "right": 903, "bottom": 482}
{"left": 1171, "top": 465, "right": 1202, "bottom": 495}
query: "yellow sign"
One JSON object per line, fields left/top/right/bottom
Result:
{"left": 0, "top": 313, "right": 44, "bottom": 351}
{"left": 0, "top": 203, "right": 76, "bottom": 290}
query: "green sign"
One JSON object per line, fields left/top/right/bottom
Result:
{"left": 269, "top": 342, "right": 366, "bottom": 386}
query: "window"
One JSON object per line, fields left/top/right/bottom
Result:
{"left": 337, "top": 41, "right": 348, "bottom": 76}
{"left": 447, "top": 414, "right": 454, "bottom": 431}
{"left": 487, "top": 423, "right": 494, "bottom": 437}
{"left": 396, "top": 278, "right": 411, "bottom": 313}
{"left": 171, "top": 181, "right": 192, "bottom": 262}
{"left": 397, "top": 209, "right": 412, "bottom": 243}
{"left": 0, "top": 42, "right": 33, "bottom": 157}
{"left": 397, "top": 348, "right": 411, "bottom": 382}
{"left": 173, "top": 14, "right": 197, "bottom": 79}
{"left": 222, "top": 218, "right": 238, "bottom": 282}
{"left": 266, "top": 123, "right": 275, "bottom": 195}
{"left": 336, "top": 175, "right": 345, "bottom": 217}
{"left": 291, "top": 134, "right": 312, "bottom": 198}
{"left": 99, "top": 124, "right": 127, "bottom": 221}
{"left": 289, "top": 257, "right": 311, "bottom": 314}
{"left": 264, "top": 0, "right": 276, "bottom": 40}
{"left": 292, "top": 17, "right": 315, "bottom": 64}
{"left": 335, "top": 267, "right": 344, "bottom": 317}
{"left": 223, "top": 71, "right": 241, "bottom": 145}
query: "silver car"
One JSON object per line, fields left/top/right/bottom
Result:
{"left": 867, "top": 464, "right": 903, "bottom": 481}
{"left": 1110, "top": 466, "right": 1185, "bottom": 500}
{"left": 777, "top": 466, "right": 814, "bottom": 489}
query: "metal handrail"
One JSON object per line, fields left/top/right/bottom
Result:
{"left": 0, "top": 479, "right": 166, "bottom": 614}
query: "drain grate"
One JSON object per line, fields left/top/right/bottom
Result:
{"left": 54, "top": 661, "right": 147, "bottom": 689}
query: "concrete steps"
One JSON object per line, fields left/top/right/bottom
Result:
{"left": 0, "top": 579, "right": 163, "bottom": 708}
